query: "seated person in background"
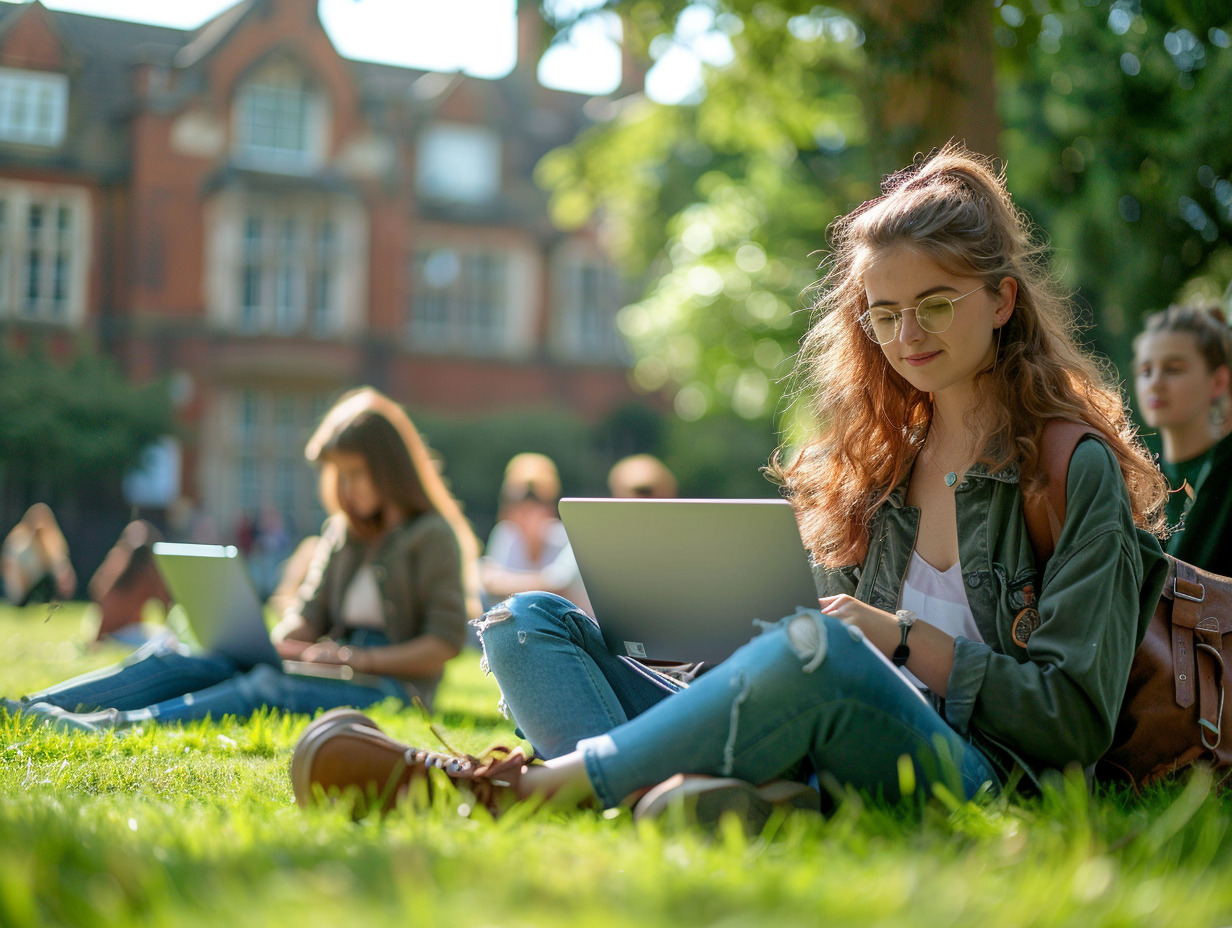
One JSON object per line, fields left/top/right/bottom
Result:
{"left": 2, "top": 505, "right": 173, "bottom": 645}
{"left": 1, "top": 503, "right": 76, "bottom": 606}
{"left": 607, "top": 454, "right": 679, "bottom": 499}
{"left": 2, "top": 387, "right": 481, "bottom": 731}
{"left": 1134, "top": 302, "right": 1232, "bottom": 575}
{"left": 87, "top": 519, "right": 173, "bottom": 645}
{"left": 479, "top": 452, "right": 591, "bottom": 615}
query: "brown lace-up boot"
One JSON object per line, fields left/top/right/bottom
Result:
{"left": 291, "top": 708, "right": 532, "bottom": 818}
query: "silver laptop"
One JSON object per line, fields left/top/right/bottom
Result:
{"left": 151, "top": 542, "right": 380, "bottom": 684}
{"left": 557, "top": 498, "right": 820, "bottom": 666}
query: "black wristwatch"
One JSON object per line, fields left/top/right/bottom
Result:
{"left": 892, "top": 610, "right": 917, "bottom": 667}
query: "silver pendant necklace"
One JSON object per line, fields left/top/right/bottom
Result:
{"left": 920, "top": 437, "right": 964, "bottom": 488}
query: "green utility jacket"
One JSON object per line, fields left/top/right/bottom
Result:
{"left": 296, "top": 511, "right": 470, "bottom": 706}
{"left": 816, "top": 436, "right": 1169, "bottom": 787}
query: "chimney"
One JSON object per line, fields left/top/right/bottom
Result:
{"left": 517, "top": 0, "right": 547, "bottom": 74}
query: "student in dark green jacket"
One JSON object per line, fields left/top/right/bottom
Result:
{"left": 291, "top": 145, "right": 1170, "bottom": 825}
{"left": 1134, "top": 303, "right": 1232, "bottom": 576}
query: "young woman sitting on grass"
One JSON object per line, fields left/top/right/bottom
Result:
{"left": 291, "top": 146, "right": 1170, "bottom": 826}
{"left": 3, "top": 388, "right": 480, "bottom": 731}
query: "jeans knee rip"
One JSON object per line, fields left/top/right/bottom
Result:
{"left": 471, "top": 602, "right": 516, "bottom": 677}
{"left": 471, "top": 601, "right": 513, "bottom": 634}
{"left": 470, "top": 602, "right": 520, "bottom": 719}
{"left": 721, "top": 671, "right": 752, "bottom": 776}
{"left": 785, "top": 612, "right": 828, "bottom": 673}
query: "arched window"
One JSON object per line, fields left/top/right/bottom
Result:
{"left": 233, "top": 59, "right": 327, "bottom": 172}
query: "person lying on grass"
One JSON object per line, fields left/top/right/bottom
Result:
{"left": 3, "top": 388, "right": 480, "bottom": 731}
{"left": 291, "top": 145, "right": 1170, "bottom": 829}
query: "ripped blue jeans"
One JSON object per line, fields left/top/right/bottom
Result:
{"left": 475, "top": 592, "right": 999, "bottom": 808}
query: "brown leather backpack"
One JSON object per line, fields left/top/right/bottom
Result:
{"left": 1026, "top": 420, "right": 1232, "bottom": 788}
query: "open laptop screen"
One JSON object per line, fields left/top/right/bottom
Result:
{"left": 558, "top": 498, "right": 820, "bottom": 666}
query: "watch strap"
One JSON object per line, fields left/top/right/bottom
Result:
{"left": 892, "top": 609, "right": 915, "bottom": 667}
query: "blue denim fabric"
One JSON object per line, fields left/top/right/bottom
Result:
{"left": 474, "top": 591, "right": 682, "bottom": 759}
{"left": 477, "top": 592, "right": 1000, "bottom": 808}
{"left": 24, "top": 629, "right": 408, "bottom": 723}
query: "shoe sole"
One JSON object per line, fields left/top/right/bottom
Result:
{"left": 633, "top": 774, "right": 820, "bottom": 833}
{"left": 291, "top": 708, "right": 413, "bottom": 813}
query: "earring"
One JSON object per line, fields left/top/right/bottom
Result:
{"left": 1210, "top": 393, "right": 1230, "bottom": 436}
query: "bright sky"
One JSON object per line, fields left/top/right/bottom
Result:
{"left": 30, "top": 0, "right": 717, "bottom": 102}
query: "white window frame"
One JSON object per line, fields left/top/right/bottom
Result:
{"left": 416, "top": 123, "right": 502, "bottom": 204}
{"left": 551, "top": 249, "right": 625, "bottom": 361}
{"left": 408, "top": 244, "right": 535, "bottom": 357}
{"left": 205, "top": 191, "right": 364, "bottom": 337}
{"left": 232, "top": 61, "right": 327, "bottom": 173}
{"left": 202, "top": 388, "right": 331, "bottom": 538}
{"left": 0, "top": 67, "right": 68, "bottom": 147}
{"left": 0, "top": 181, "right": 89, "bottom": 325}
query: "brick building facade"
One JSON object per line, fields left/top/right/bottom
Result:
{"left": 0, "top": 0, "right": 646, "bottom": 547}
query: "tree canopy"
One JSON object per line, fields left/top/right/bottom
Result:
{"left": 540, "top": 0, "right": 1232, "bottom": 438}
{"left": 0, "top": 340, "right": 174, "bottom": 513}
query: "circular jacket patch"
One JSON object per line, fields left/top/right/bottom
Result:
{"left": 1012, "top": 607, "right": 1040, "bottom": 647}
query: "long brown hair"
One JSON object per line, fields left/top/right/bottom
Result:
{"left": 306, "top": 387, "right": 483, "bottom": 616}
{"left": 777, "top": 144, "right": 1167, "bottom": 568}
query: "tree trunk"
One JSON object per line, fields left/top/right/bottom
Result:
{"left": 856, "top": 0, "right": 1001, "bottom": 172}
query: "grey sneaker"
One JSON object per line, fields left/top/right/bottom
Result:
{"left": 632, "top": 773, "right": 821, "bottom": 834}
{"left": 19, "top": 702, "right": 124, "bottom": 733}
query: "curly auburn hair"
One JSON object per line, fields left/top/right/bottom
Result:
{"left": 775, "top": 143, "right": 1167, "bottom": 568}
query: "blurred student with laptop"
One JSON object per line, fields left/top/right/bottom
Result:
{"left": 3, "top": 387, "right": 479, "bottom": 732}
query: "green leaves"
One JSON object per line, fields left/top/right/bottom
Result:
{"left": 539, "top": 0, "right": 1232, "bottom": 436}
{"left": 0, "top": 341, "right": 173, "bottom": 501}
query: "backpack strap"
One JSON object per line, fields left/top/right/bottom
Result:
{"left": 1023, "top": 420, "right": 1103, "bottom": 567}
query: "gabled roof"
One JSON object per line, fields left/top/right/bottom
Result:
{"left": 174, "top": 0, "right": 255, "bottom": 70}
{"left": 0, "top": 2, "right": 188, "bottom": 175}
{"left": 0, "top": 0, "right": 612, "bottom": 184}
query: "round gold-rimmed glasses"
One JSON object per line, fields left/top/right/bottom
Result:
{"left": 859, "top": 286, "right": 986, "bottom": 346}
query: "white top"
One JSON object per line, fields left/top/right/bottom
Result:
{"left": 482, "top": 518, "right": 591, "bottom": 614}
{"left": 897, "top": 551, "right": 982, "bottom": 691}
{"left": 340, "top": 563, "right": 386, "bottom": 630}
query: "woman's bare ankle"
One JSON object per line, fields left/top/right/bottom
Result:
{"left": 518, "top": 754, "right": 597, "bottom": 806}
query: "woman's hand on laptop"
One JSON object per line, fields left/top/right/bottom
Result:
{"left": 274, "top": 638, "right": 313, "bottom": 660}
{"left": 819, "top": 594, "right": 898, "bottom": 655}
{"left": 300, "top": 640, "right": 349, "bottom": 665}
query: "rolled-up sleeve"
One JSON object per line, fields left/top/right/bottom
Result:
{"left": 291, "top": 518, "right": 346, "bottom": 638}
{"left": 409, "top": 517, "right": 469, "bottom": 651}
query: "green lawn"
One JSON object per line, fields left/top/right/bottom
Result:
{"left": 2, "top": 602, "right": 1231, "bottom": 928}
